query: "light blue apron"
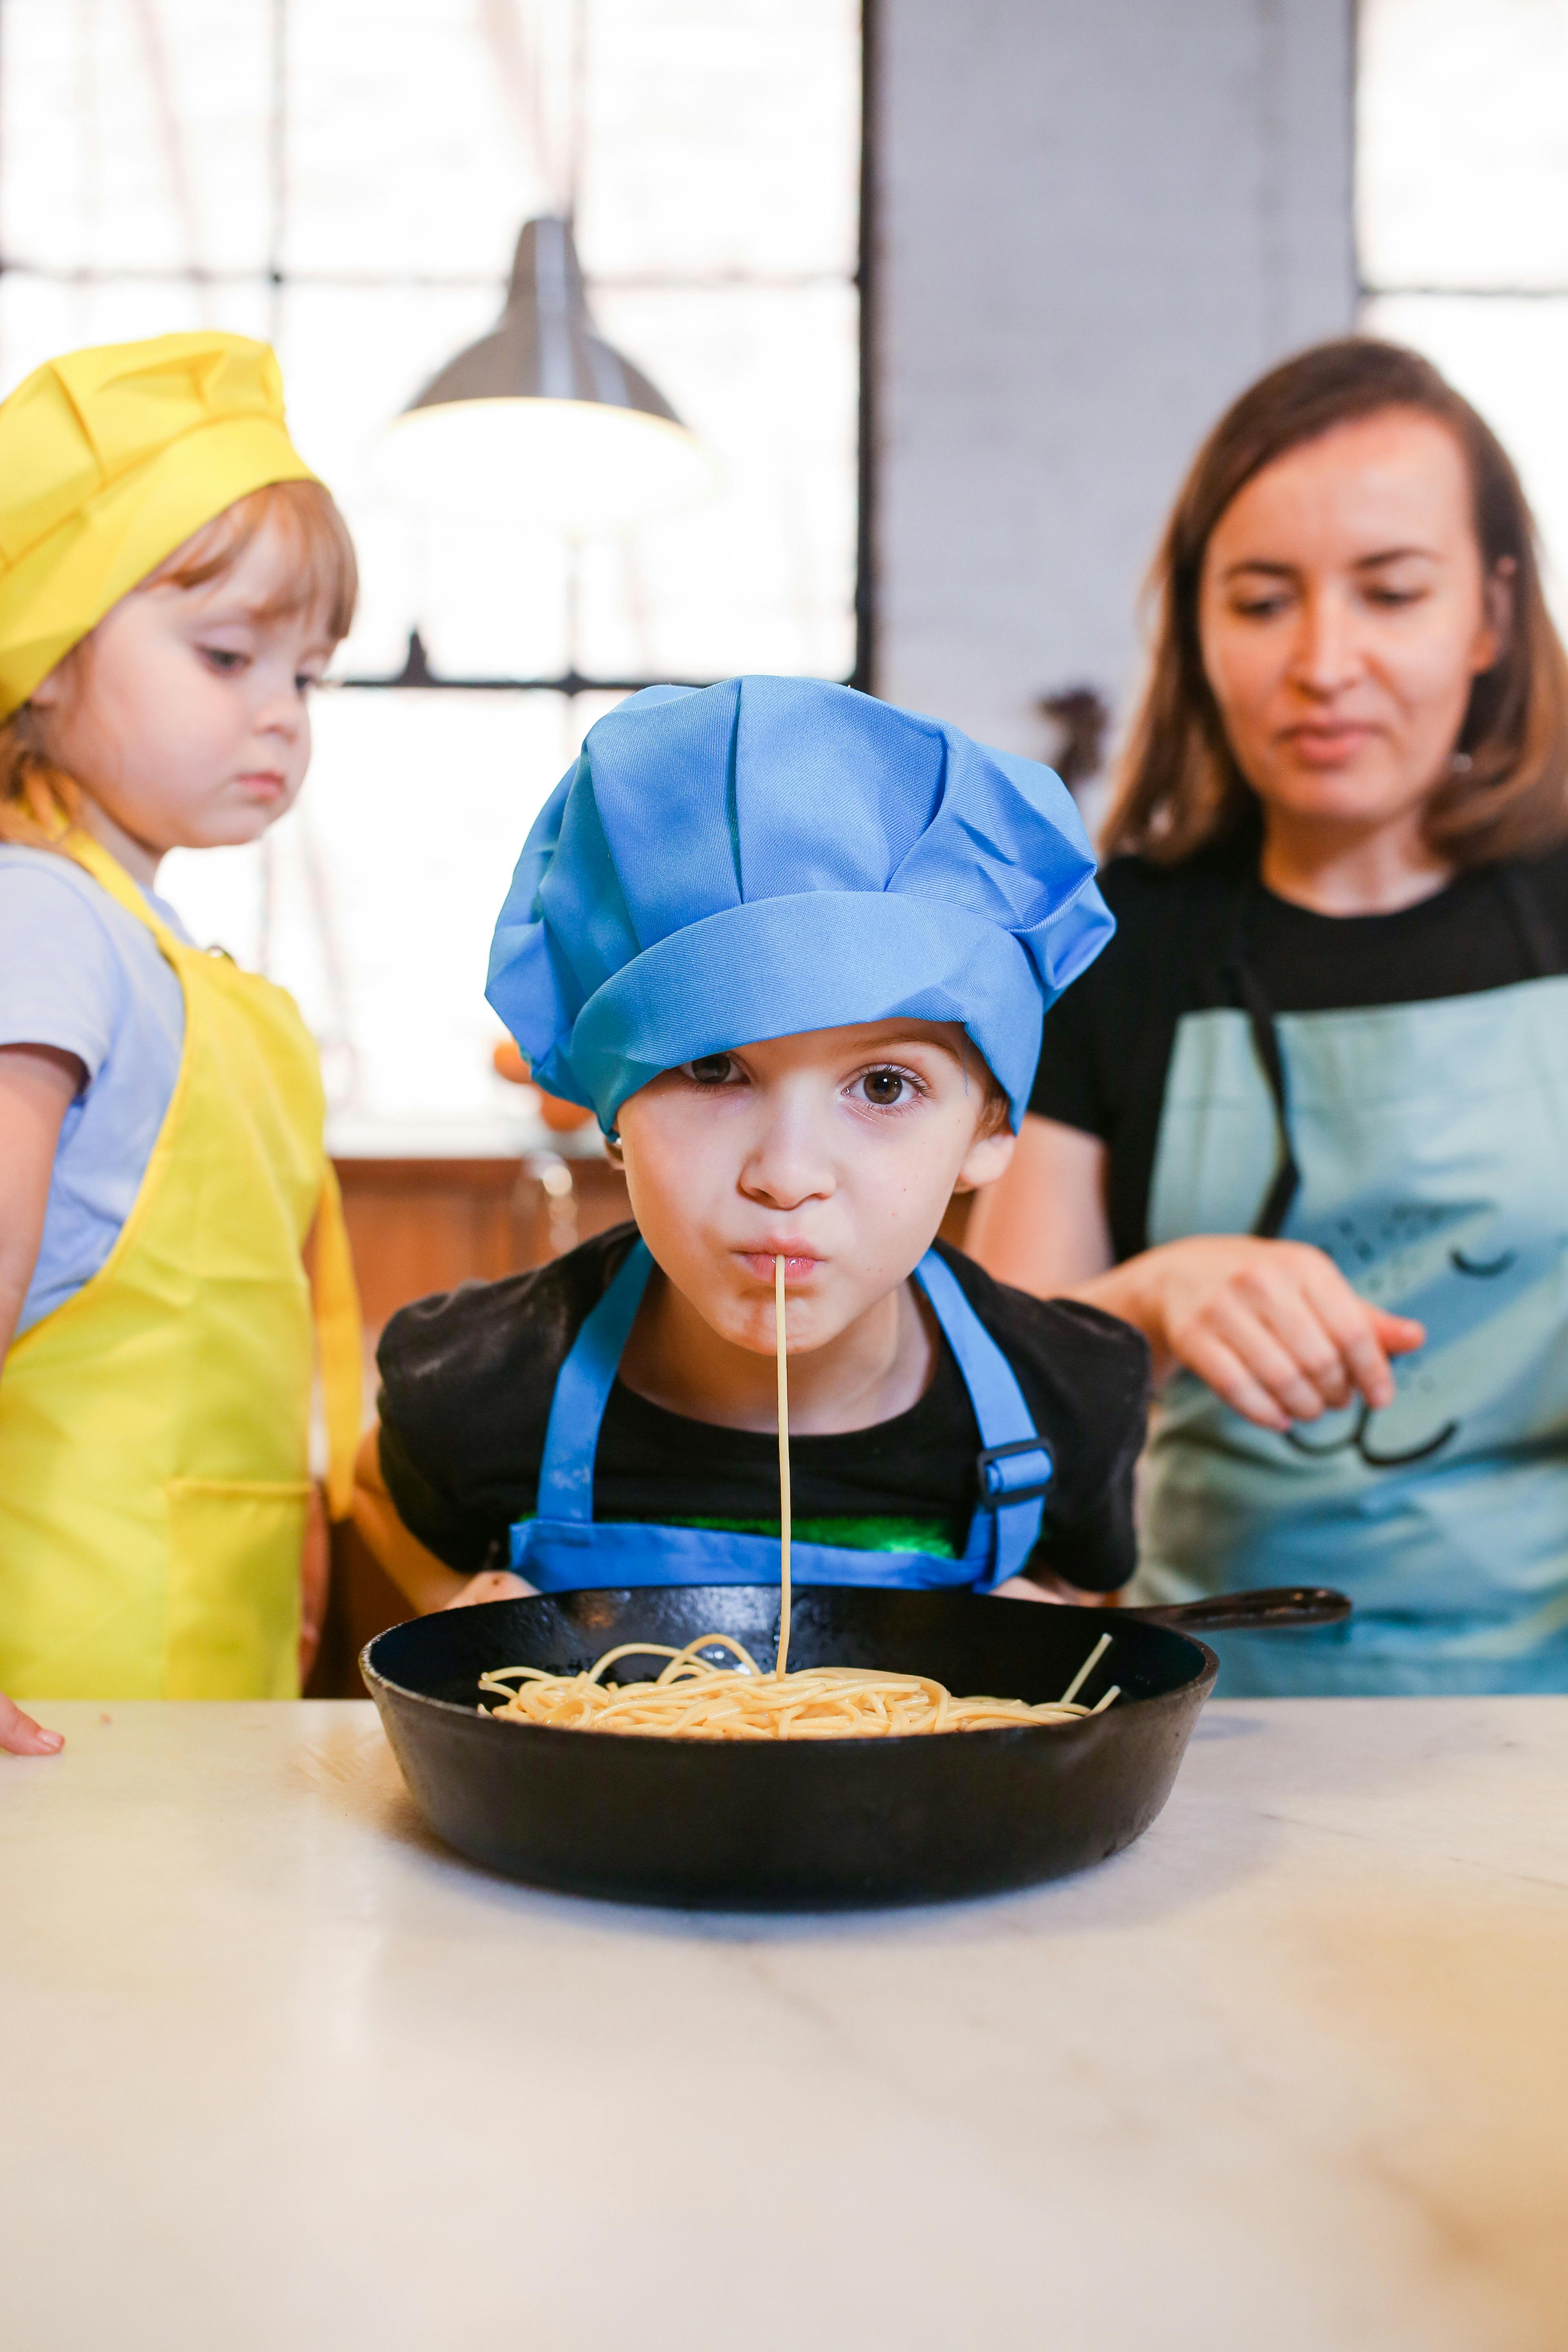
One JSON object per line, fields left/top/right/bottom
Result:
{"left": 510, "top": 1241, "right": 1053, "bottom": 1593}
{"left": 1134, "top": 870, "right": 1568, "bottom": 1694}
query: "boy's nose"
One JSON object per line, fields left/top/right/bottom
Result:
{"left": 738, "top": 1111, "right": 835, "bottom": 1210}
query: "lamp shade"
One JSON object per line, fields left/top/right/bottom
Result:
{"left": 378, "top": 216, "right": 713, "bottom": 536}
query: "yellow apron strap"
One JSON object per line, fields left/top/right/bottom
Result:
{"left": 53, "top": 825, "right": 187, "bottom": 956}
{"left": 312, "top": 1160, "right": 363, "bottom": 1520}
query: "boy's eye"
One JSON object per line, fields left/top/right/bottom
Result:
{"left": 857, "top": 1066, "right": 913, "bottom": 1107}
{"left": 685, "top": 1054, "right": 737, "bottom": 1086}
{"left": 200, "top": 646, "right": 247, "bottom": 673}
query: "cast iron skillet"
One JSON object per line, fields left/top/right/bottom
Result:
{"left": 363, "top": 1582, "right": 1348, "bottom": 1911}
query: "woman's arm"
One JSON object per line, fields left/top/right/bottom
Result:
{"left": 350, "top": 1426, "right": 530, "bottom": 1613}
{"left": 967, "top": 1112, "right": 1425, "bottom": 1434}
{"left": 964, "top": 1112, "right": 1116, "bottom": 1296}
{"left": 0, "top": 1044, "right": 81, "bottom": 1755}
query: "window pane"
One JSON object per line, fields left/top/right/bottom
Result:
{"left": 274, "top": 280, "right": 576, "bottom": 679}
{"left": 1359, "top": 0, "right": 1568, "bottom": 291}
{"left": 283, "top": 0, "right": 551, "bottom": 279}
{"left": 581, "top": 0, "right": 860, "bottom": 280}
{"left": 0, "top": 272, "right": 274, "bottom": 394}
{"left": 0, "top": 0, "right": 274, "bottom": 274}
{"left": 163, "top": 688, "right": 582, "bottom": 1153}
{"left": 0, "top": 0, "right": 862, "bottom": 1148}
{"left": 579, "top": 283, "right": 858, "bottom": 679}
{"left": 1363, "top": 293, "right": 1568, "bottom": 615}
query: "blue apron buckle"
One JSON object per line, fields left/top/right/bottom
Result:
{"left": 976, "top": 1436, "right": 1053, "bottom": 1508}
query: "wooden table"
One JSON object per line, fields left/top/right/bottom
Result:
{"left": 4, "top": 1698, "right": 1566, "bottom": 2350}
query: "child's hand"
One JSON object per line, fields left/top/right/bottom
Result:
{"left": 444, "top": 1570, "right": 535, "bottom": 1609}
{"left": 0, "top": 1692, "right": 63, "bottom": 1755}
{"left": 991, "top": 1572, "right": 1107, "bottom": 1606}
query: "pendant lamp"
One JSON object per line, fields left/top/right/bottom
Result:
{"left": 377, "top": 216, "right": 713, "bottom": 536}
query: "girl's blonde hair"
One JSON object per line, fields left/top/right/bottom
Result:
{"left": 0, "top": 477, "right": 358, "bottom": 850}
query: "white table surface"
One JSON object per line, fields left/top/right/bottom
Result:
{"left": 3, "top": 1697, "right": 1566, "bottom": 2352}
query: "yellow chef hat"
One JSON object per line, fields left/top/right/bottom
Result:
{"left": 0, "top": 331, "right": 317, "bottom": 720}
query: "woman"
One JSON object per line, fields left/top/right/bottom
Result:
{"left": 968, "top": 337, "right": 1568, "bottom": 1693}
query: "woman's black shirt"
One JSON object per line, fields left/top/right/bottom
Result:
{"left": 1029, "top": 842, "right": 1568, "bottom": 1262}
{"left": 376, "top": 1225, "right": 1151, "bottom": 1591}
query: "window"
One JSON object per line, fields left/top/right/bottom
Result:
{"left": 1359, "top": 0, "right": 1568, "bottom": 615}
{"left": 0, "top": 0, "right": 862, "bottom": 1149}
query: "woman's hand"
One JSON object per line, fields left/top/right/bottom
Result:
{"left": 966, "top": 1118, "right": 1425, "bottom": 1434}
{"left": 0, "top": 1691, "right": 62, "bottom": 1756}
{"left": 1113, "top": 1234, "right": 1425, "bottom": 1432}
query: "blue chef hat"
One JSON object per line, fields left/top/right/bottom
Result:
{"left": 486, "top": 676, "right": 1114, "bottom": 1133}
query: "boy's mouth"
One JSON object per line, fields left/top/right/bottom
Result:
{"left": 736, "top": 1250, "right": 823, "bottom": 1285}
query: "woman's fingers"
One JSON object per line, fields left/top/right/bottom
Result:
{"left": 1230, "top": 1265, "right": 1360, "bottom": 1412}
{"left": 1176, "top": 1325, "right": 1295, "bottom": 1431}
{"left": 1298, "top": 1261, "right": 1428, "bottom": 1409}
{"left": 1170, "top": 1245, "right": 1429, "bottom": 1426}
{"left": 1150, "top": 1237, "right": 1432, "bottom": 1430}
{"left": 1202, "top": 1292, "right": 1336, "bottom": 1420}
{"left": 1372, "top": 1307, "right": 1427, "bottom": 1357}
{"left": 0, "top": 1692, "right": 62, "bottom": 1756}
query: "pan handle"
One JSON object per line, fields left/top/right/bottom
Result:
{"left": 1122, "top": 1585, "right": 1351, "bottom": 1633}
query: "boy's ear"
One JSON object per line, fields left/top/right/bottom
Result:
{"left": 952, "top": 1123, "right": 1016, "bottom": 1196}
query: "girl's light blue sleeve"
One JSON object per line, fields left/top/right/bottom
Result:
{"left": 0, "top": 860, "right": 123, "bottom": 1079}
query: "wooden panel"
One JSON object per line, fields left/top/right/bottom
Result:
{"left": 336, "top": 1156, "right": 633, "bottom": 1337}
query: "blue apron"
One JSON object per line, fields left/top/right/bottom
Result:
{"left": 510, "top": 1241, "right": 1053, "bottom": 1593}
{"left": 1134, "top": 867, "right": 1568, "bottom": 1695}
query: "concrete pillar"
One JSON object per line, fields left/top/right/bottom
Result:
{"left": 870, "top": 0, "right": 1357, "bottom": 760}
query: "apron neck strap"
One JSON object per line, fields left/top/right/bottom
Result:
{"left": 535, "top": 1239, "right": 655, "bottom": 1523}
{"left": 1218, "top": 871, "right": 1302, "bottom": 1241}
{"left": 532, "top": 1236, "right": 1053, "bottom": 1589}
{"left": 912, "top": 1250, "right": 1051, "bottom": 1586}
{"left": 1223, "top": 860, "right": 1564, "bottom": 1241}
{"left": 56, "top": 826, "right": 185, "bottom": 957}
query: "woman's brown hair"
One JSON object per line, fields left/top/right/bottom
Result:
{"left": 1102, "top": 337, "right": 1568, "bottom": 868}
{"left": 0, "top": 477, "right": 357, "bottom": 851}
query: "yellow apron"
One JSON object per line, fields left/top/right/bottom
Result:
{"left": 0, "top": 831, "right": 362, "bottom": 1699}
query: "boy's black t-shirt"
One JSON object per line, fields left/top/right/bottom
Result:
{"left": 1029, "top": 842, "right": 1568, "bottom": 1263}
{"left": 375, "top": 1225, "right": 1152, "bottom": 1592}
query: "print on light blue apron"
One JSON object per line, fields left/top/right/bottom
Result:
{"left": 511, "top": 1241, "right": 1054, "bottom": 1595}
{"left": 1136, "top": 960, "right": 1568, "bottom": 1695}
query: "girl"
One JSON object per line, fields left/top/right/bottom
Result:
{"left": 0, "top": 332, "right": 362, "bottom": 1751}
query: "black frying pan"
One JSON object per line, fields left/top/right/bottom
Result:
{"left": 362, "top": 1582, "right": 1348, "bottom": 1911}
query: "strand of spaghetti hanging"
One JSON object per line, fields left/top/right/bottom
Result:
{"left": 775, "top": 1252, "right": 791, "bottom": 1676}
{"left": 478, "top": 1260, "right": 1120, "bottom": 1737}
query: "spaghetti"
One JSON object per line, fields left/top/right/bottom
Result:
{"left": 480, "top": 1257, "right": 1119, "bottom": 1740}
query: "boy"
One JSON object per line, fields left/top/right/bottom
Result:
{"left": 353, "top": 678, "right": 1149, "bottom": 1606}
